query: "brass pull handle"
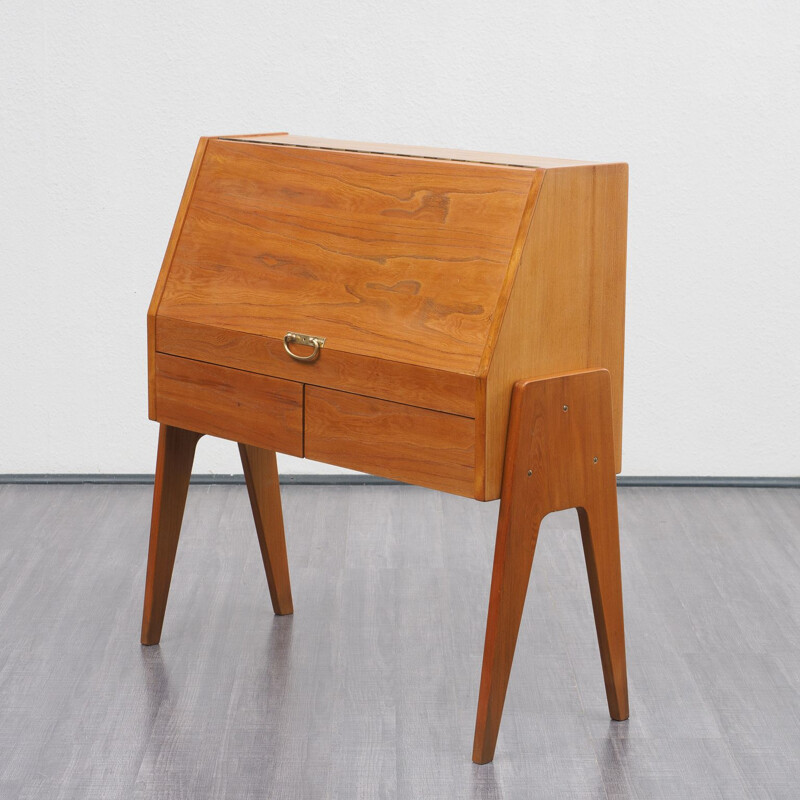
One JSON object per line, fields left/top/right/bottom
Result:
{"left": 283, "top": 332, "right": 326, "bottom": 362}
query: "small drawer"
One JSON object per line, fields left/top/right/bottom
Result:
{"left": 153, "top": 353, "right": 303, "bottom": 456}
{"left": 304, "top": 387, "right": 476, "bottom": 497}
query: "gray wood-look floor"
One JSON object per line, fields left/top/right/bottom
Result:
{"left": 1, "top": 484, "right": 799, "bottom": 799}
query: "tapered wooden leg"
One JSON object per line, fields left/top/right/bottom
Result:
{"left": 473, "top": 369, "right": 628, "bottom": 763}
{"left": 472, "top": 496, "right": 543, "bottom": 763}
{"left": 239, "top": 444, "right": 293, "bottom": 615}
{"left": 578, "top": 502, "right": 629, "bottom": 720}
{"left": 141, "top": 424, "right": 202, "bottom": 645}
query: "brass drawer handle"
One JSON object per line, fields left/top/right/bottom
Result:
{"left": 283, "top": 332, "right": 326, "bottom": 362}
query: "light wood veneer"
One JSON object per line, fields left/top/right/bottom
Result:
{"left": 148, "top": 133, "right": 626, "bottom": 500}
{"left": 142, "top": 132, "right": 630, "bottom": 764}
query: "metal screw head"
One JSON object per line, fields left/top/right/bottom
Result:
{"left": 562, "top": 405, "right": 568, "bottom": 412}
{"left": 593, "top": 457, "right": 598, "bottom": 464}
{"left": 527, "top": 469, "right": 532, "bottom": 477}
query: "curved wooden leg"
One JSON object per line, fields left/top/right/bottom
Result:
{"left": 239, "top": 444, "right": 293, "bottom": 615}
{"left": 141, "top": 424, "right": 202, "bottom": 645}
{"left": 472, "top": 369, "right": 628, "bottom": 763}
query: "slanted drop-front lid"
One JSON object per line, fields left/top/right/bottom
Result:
{"left": 156, "top": 137, "right": 540, "bottom": 375}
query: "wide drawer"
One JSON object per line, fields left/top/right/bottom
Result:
{"left": 155, "top": 316, "right": 479, "bottom": 417}
{"left": 153, "top": 353, "right": 304, "bottom": 456}
{"left": 304, "top": 386, "right": 476, "bottom": 498}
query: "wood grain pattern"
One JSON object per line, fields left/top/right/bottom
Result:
{"left": 225, "top": 133, "right": 597, "bottom": 169}
{"left": 153, "top": 353, "right": 303, "bottom": 456}
{"left": 141, "top": 138, "right": 630, "bottom": 763}
{"left": 481, "top": 164, "right": 628, "bottom": 499}
{"left": 304, "top": 387, "right": 476, "bottom": 497}
{"left": 149, "top": 136, "right": 627, "bottom": 503}
{"left": 239, "top": 444, "right": 293, "bottom": 615}
{"left": 141, "top": 424, "right": 202, "bottom": 645}
{"left": 156, "top": 315, "right": 477, "bottom": 418}
{"left": 157, "top": 138, "right": 534, "bottom": 374}
{"left": 147, "top": 137, "right": 210, "bottom": 419}
{"left": 473, "top": 369, "right": 628, "bottom": 763}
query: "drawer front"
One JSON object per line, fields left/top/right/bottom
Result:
{"left": 304, "top": 387, "right": 476, "bottom": 498}
{"left": 153, "top": 353, "right": 303, "bottom": 456}
{"left": 155, "top": 316, "right": 479, "bottom": 418}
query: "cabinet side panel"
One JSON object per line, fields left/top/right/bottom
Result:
{"left": 483, "top": 164, "right": 628, "bottom": 498}
{"left": 478, "top": 170, "right": 545, "bottom": 375}
{"left": 473, "top": 171, "right": 544, "bottom": 500}
{"left": 147, "top": 137, "right": 210, "bottom": 419}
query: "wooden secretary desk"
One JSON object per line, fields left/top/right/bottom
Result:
{"left": 142, "top": 132, "right": 630, "bottom": 763}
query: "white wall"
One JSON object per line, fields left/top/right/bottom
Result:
{"left": 1, "top": 0, "right": 798, "bottom": 477}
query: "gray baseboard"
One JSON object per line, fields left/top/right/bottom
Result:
{"left": 0, "top": 474, "right": 797, "bottom": 488}
{"left": 616, "top": 475, "right": 798, "bottom": 488}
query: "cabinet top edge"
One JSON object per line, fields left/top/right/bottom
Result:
{"left": 216, "top": 133, "right": 618, "bottom": 170}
